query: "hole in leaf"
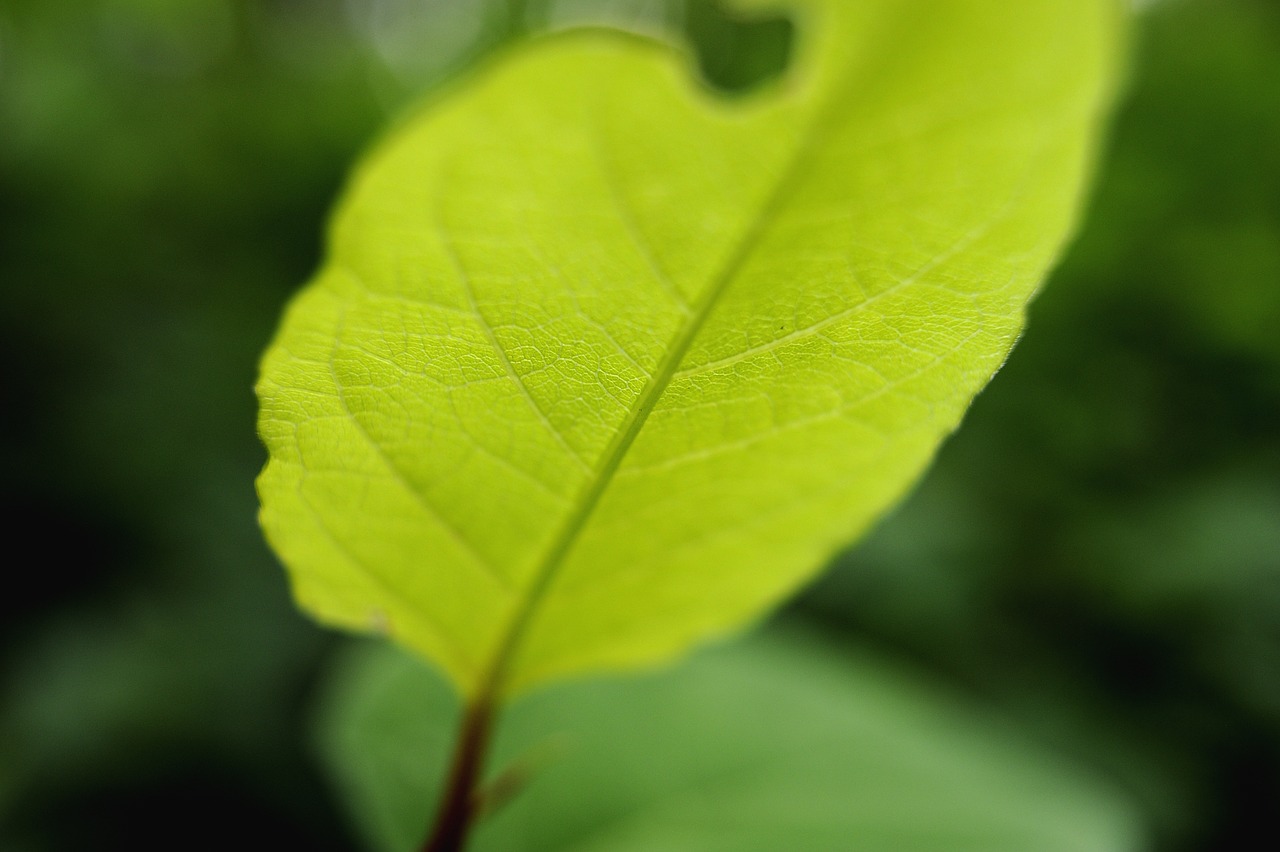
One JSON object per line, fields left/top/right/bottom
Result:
{"left": 684, "top": 0, "right": 794, "bottom": 95}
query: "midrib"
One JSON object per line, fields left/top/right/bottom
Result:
{"left": 473, "top": 109, "right": 830, "bottom": 701}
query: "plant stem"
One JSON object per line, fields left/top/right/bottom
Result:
{"left": 422, "top": 699, "right": 496, "bottom": 852}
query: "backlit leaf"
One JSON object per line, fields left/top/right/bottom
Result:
{"left": 257, "top": 0, "right": 1124, "bottom": 696}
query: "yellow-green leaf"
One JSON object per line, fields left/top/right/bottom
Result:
{"left": 257, "top": 0, "right": 1124, "bottom": 697}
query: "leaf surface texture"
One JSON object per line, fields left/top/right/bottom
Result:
{"left": 257, "top": 0, "right": 1123, "bottom": 695}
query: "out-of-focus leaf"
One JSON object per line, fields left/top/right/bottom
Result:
{"left": 317, "top": 629, "right": 1145, "bottom": 852}
{"left": 256, "top": 0, "right": 1124, "bottom": 698}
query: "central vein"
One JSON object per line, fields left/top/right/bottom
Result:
{"left": 472, "top": 111, "right": 826, "bottom": 702}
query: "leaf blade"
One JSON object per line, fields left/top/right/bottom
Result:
{"left": 257, "top": 0, "right": 1125, "bottom": 695}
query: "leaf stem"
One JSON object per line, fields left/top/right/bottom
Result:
{"left": 421, "top": 698, "right": 496, "bottom": 852}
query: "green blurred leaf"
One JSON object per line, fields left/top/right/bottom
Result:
{"left": 318, "top": 630, "right": 1144, "bottom": 852}
{"left": 256, "top": 0, "right": 1123, "bottom": 697}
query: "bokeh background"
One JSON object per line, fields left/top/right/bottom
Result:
{"left": 2, "top": 0, "right": 1277, "bottom": 849}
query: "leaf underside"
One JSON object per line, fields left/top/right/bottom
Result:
{"left": 257, "top": 0, "right": 1123, "bottom": 697}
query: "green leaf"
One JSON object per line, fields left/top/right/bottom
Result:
{"left": 257, "top": 0, "right": 1124, "bottom": 697}
{"left": 317, "top": 629, "right": 1145, "bottom": 852}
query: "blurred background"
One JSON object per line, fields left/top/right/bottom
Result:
{"left": 1, "top": 0, "right": 1277, "bottom": 849}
